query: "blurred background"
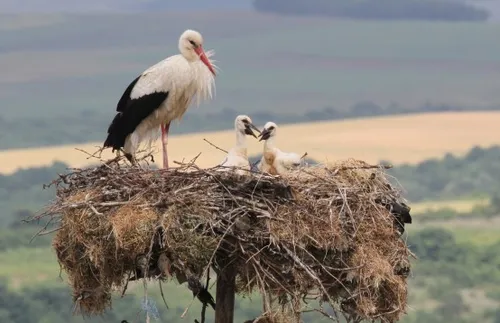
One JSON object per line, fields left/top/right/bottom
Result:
{"left": 0, "top": 0, "right": 500, "bottom": 322}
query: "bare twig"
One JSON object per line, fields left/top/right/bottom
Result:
{"left": 199, "top": 270, "right": 211, "bottom": 323}
{"left": 158, "top": 280, "right": 169, "bottom": 309}
{"left": 203, "top": 138, "right": 228, "bottom": 154}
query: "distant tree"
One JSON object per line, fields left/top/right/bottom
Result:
{"left": 388, "top": 145, "right": 500, "bottom": 202}
{"left": 494, "top": 309, "right": 500, "bottom": 323}
{"left": 349, "top": 101, "right": 384, "bottom": 117}
{"left": 409, "top": 227, "right": 458, "bottom": 261}
{"left": 434, "top": 291, "right": 469, "bottom": 323}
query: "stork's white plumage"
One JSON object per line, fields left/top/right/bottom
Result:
{"left": 219, "top": 115, "right": 261, "bottom": 175}
{"left": 103, "top": 29, "right": 217, "bottom": 169}
{"left": 257, "top": 122, "right": 303, "bottom": 175}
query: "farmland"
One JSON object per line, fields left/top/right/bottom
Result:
{"left": 1, "top": 111, "right": 498, "bottom": 174}
{"left": 1, "top": 12, "right": 500, "bottom": 150}
{"left": 2, "top": 10, "right": 500, "bottom": 323}
{"left": 3, "top": 13, "right": 500, "bottom": 119}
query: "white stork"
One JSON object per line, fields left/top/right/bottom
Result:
{"left": 257, "top": 122, "right": 303, "bottom": 175}
{"left": 219, "top": 115, "right": 261, "bottom": 175}
{"left": 103, "top": 29, "right": 217, "bottom": 169}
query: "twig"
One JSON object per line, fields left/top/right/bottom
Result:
{"left": 335, "top": 164, "right": 393, "bottom": 171}
{"left": 121, "top": 272, "right": 131, "bottom": 298}
{"left": 199, "top": 270, "right": 211, "bottom": 323}
{"left": 173, "top": 152, "right": 202, "bottom": 167}
{"left": 302, "top": 306, "right": 337, "bottom": 321}
{"left": 143, "top": 279, "right": 150, "bottom": 323}
{"left": 158, "top": 280, "right": 169, "bottom": 309}
{"left": 203, "top": 138, "right": 228, "bottom": 154}
{"left": 180, "top": 297, "right": 197, "bottom": 318}
{"left": 74, "top": 147, "right": 104, "bottom": 161}
{"left": 30, "top": 225, "right": 62, "bottom": 243}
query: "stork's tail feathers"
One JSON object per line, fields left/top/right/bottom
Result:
{"left": 103, "top": 113, "right": 127, "bottom": 152}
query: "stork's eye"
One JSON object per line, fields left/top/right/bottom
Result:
{"left": 242, "top": 119, "right": 249, "bottom": 124}
{"left": 189, "top": 40, "right": 196, "bottom": 47}
{"left": 268, "top": 126, "right": 275, "bottom": 131}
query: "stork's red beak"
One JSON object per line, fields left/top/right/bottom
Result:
{"left": 194, "top": 46, "right": 216, "bottom": 76}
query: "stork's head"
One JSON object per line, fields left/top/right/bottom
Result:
{"left": 179, "top": 29, "right": 216, "bottom": 76}
{"left": 235, "top": 115, "right": 261, "bottom": 138}
{"left": 258, "top": 122, "right": 278, "bottom": 141}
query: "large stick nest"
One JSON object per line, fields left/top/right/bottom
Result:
{"left": 34, "top": 154, "right": 414, "bottom": 323}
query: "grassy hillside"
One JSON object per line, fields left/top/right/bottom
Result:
{"left": 2, "top": 12, "right": 500, "bottom": 120}
{"left": 0, "top": 111, "right": 498, "bottom": 174}
{"left": 1, "top": 145, "right": 500, "bottom": 322}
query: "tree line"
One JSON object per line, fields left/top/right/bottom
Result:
{"left": 2, "top": 100, "right": 498, "bottom": 150}
{"left": 387, "top": 145, "right": 500, "bottom": 202}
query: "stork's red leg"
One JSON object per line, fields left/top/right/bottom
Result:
{"left": 161, "top": 122, "right": 171, "bottom": 169}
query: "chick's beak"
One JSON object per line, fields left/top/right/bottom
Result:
{"left": 258, "top": 128, "right": 271, "bottom": 142}
{"left": 244, "top": 123, "right": 261, "bottom": 138}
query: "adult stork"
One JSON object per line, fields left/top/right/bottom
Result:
{"left": 103, "top": 29, "right": 217, "bottom": 169}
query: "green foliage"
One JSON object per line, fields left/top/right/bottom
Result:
{"left": 0, "top": 226, "right": 52, "bottom": 251}
{"left": 252, "top": 0, "right": 489, "bottom": 21}
{"left": 409, "top": 227, "right": 500, "bottom": 289}
{"left": 487, "top": 289, "right": 500, "bottom": 301}
{"left": 388, "top": 146, "right": 500, "bottom": 202}
{"left": 0, "top": 162, "right": 68, "bottom": 226}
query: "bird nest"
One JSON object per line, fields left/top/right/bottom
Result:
{"left": 31, "top": 153, "right": 414, "bottom": 323}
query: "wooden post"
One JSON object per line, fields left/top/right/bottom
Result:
{"left": 214, "top": 263, "right": 236, "bottom": 323}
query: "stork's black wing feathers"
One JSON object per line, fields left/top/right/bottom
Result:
{"left": 103, "top": 73, "right": 169, "bottom": 151}
{"left": 116, "top": 75, "right": 141, "bottom": 112}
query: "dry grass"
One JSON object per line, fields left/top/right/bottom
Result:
{"left": 31, "top": 154, "right": 414, "bottom": 322}
{"left": 1, "top": 111, "right": 499, "bottom": 175}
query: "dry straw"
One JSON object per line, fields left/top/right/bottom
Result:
{"left": 31, "top": 152, "right": 413, "bottom": 323}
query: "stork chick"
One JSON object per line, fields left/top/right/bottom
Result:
{"left": 257, "top": 122, "right": 302, "bottom": 175}
{"left": 219, "top": 115, "right": 261, "bottom": 175}
{"left": 103, "top": 29, "right": 217, "bottom": 169}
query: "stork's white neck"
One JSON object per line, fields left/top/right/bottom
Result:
{"left": 264, "top": 136, "right": 276, "bottom": 150}
{"left": 235, "top": 131, "right": 247, "bottom": 150}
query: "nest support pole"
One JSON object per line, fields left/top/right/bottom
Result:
{"left": 214, "top": 262, "right": 236, "bottom": 323}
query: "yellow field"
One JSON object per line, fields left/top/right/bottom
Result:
{"left": 0, "top": 111, "right": 499, "bottom": 174}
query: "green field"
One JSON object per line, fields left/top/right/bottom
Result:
{"left": 1, "top": 214, "right": 498, "bottom": 321}
{"left": 2, "top": 12, "right": 500, "bottom": 121}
